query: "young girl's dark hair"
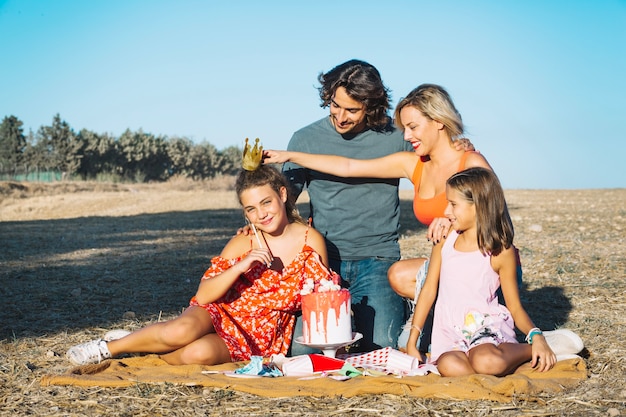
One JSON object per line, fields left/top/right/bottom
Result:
{"left": 235, "top": 165, "right": 305, "bottom": 225}
{"left": 446, "top": 167, "right": 514, "bottom": 256}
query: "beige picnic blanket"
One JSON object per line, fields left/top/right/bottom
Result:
{"left": 41, "top": 355, "right": 587, "bottom": 402}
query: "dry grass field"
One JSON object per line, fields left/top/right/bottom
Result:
{"left": 0, "top": 179, "right": 624, "bottom": 416}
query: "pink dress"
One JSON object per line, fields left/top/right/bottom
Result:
{"left": 189, "top": 231, "right": 335, "bottom": 362}
{"left": 430, "top": 231, "right": 518, "bottom": 363}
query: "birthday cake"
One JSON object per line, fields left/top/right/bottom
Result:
{"left": 300, "top": 275, "right": 352, "bottom": 345}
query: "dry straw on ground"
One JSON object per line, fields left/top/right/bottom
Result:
{"left": 0, "top": 180, "right": 624, "bottom": 416}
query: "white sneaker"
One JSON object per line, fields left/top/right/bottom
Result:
{"left": 66, "top": 339, "right": 112, "bottom": 365}
{"left": 103, "top": 329, "right": 131, "bottom": 342}
{"left": 543, "top": 329, "right": 584, "bottom": 358}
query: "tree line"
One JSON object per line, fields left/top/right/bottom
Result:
{"left": 0, "top": 114, "right": 242, "bottom": 182}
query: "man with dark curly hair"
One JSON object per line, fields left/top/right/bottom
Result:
{"left": 284, "top": 60, "right": 411, "bottom": 352}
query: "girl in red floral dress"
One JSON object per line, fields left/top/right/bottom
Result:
{"left": 67, "top": 165, "right": 334, "bottom": 365}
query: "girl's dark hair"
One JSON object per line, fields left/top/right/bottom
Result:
{"left": 446, "top": 167, "right": 514, "bottom": 256}
{"left": 235, "top": 165, "right": 304, "bottom": 224}
{"left": 317, "top": 59, "right": 392, "bottom": 132}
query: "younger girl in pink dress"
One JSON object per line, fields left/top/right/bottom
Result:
{"left": 405, "top": 167, "right": 570, "bottom": 376}
{"left": 67, "top": 165, "right": 334, "bottom": 366}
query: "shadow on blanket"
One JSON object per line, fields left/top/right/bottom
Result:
{"left": 41, "top": 356, "right": 587, "bottom": 402}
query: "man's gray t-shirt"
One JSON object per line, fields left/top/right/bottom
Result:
{"left": 283, "top": 117, "right": 411, "bottom": 261}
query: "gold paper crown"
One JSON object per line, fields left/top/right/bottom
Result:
{"left": 242, "top": 137, "right": 263, "bottom": 171}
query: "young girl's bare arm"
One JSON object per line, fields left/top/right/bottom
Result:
{"left": 493, "top": 247, "right": 556, "bottom": 371}
{"left": 194, "top": 235, "right": 272, "bottom": 305}
{"left": 406, "top": 240, "right": 443, "bottom": 359}
{"left": 306, "top": 227, "right": 330, "bottom": 267}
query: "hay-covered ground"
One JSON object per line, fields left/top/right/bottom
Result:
{"left": 0, "top": 180, "right": 624, "bottom": 416}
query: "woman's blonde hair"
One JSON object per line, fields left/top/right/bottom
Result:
{"left": 394, "top": 84, "right": 464, "bottom": 140}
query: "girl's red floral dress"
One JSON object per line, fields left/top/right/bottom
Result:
{"left": 189, "top": 233, "right": 334, "bottom": 361}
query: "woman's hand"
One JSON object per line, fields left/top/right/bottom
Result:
{"left": 530, "top": 335, "right": 557, "bottom": 372}
{"left": 427, "top": 217, "right": 451, "bottom": 244}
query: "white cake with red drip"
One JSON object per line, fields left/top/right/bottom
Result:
{"left": 300, "top": 274, "right": 352, "bottom": 345}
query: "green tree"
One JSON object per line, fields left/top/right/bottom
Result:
{"left": 188, "top": 141, "right": 220, "bottom": 179}
{"left": 168, "top": 140, "right": 241, "bottom": 179}
{"left": 21, "top": 129, "right": 40, "bottom": 170}
{"left": 166, "top": 136, "right": 194, "bottom": 177}
{"left": 75, "top": 129, "right": 117, "bottom": 180}
{"left": 217, "top": 145, "right": 242, "bottom": 176}
{"left": 0, "top": 115, "right": 27, "bottom": 171}
{"left": 116, "top": 129, "right": 169, "bottom": 181}
{"left": 37, "top": 114, "right": 82, "bottom": 178}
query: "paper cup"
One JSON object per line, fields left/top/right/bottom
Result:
{"left": 281, "top": 354, "right": 345, "bottom": 377}
{"left": 386, "top": 349, "right": 418, "bottom": 373}
{"left": 309, "top": 354, "right": 345, "bottom": 372}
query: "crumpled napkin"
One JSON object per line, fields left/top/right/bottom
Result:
{"left": 338, "top": 362, "right": 362, "bottom": 378}
{"left": 234, "top": 356, "right": 283, "bottom": 377}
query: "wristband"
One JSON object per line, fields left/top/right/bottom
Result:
{"left": 525, "top": 327, "right": 542, "bottom": 344}
{"left": 410, "top": 325, "right": 422, "bottom": 335}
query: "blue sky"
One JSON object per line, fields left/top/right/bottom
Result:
{"left": 0, "top": 0, "right": 624, "bottom": 189}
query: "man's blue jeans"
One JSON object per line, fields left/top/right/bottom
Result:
{"left": 290, "top": 257, "right": 404, "bottom": 355}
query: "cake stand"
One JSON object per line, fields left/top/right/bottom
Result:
{"left": 294, "top": 332, "right": 363, "bottom": 358}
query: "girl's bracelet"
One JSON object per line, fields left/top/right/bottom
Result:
{"left": 525, "top": 327, "right": 543, "bottom": 344}
{"left": 410, "top": 325, "right": 422, "bottom": 335}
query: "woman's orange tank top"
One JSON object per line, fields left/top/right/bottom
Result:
{"left": 411, "top": 151, "right": 474, "bottom": 226}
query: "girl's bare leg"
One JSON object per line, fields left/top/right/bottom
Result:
{"left": 106, "top": 306, "right": 214, "bottom": 357}
{"left": 468, "top": 343, "right": 532, "bottom": 376}
{"left": 436, "top": 351, "right": 475, "bottom": 376}
{"left": 160, "top": 333, "right": 231, "bottom": 365}
{"left": 388, "top": 258, "right": 427, "bottom": 299}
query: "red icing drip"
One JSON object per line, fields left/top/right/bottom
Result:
{"left": 301, "top": 289, "right": 350, "bottom": 343}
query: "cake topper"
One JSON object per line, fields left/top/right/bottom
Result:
{"left": 242, "top": 138, "right": 263, "bottom": 171}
